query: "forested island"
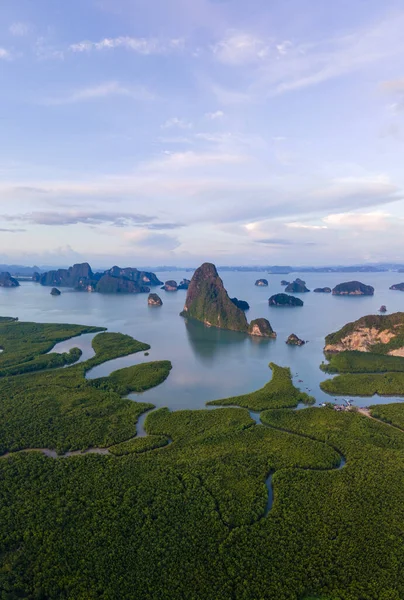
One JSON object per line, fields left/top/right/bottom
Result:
{"left": 0, "top": 317, "right": 403, "bottom": 599}
{"left": 34, "top": 263, "right": 163, "bottom": 294}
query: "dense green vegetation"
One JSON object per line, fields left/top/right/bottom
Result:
{"left": 0, "top": 347, "right": 82, "bottom": 377}
{"left": 0, "top": 320, "right": 103, "bottom": 369}
{"left": 109, "top": 435, "right": 170, "bottom": 456}
{"left": 321, "top": 371, "right": 404, "bottom": 396}
{"left": 87, "top": 331, "right": 150, "bottom": 368}
{"left": 321, "top": 313, "right": 404, "bottom": 397}
{"left": 321, "top": 350, "right": 404, "bottom": 373}
{"left": 0, "top": 324, "right": 166, "bottom": 454}
{"left": 90, "top": 360, "right": 172, "bottom": 395}
{"left": 208, "top": 362, "right": 315, "bottom": 410}
{"left": 370, "top": 403, "right": 404, "bottom": 430}
{"left": 0, "top": 319, "right": 403, "bottom": 599}
{"left": 325, "top": 312, "right": 404, "bottom": 354}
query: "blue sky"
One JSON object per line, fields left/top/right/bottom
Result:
{"left": 0, "top": 0, "right": 403, "bottom": 267}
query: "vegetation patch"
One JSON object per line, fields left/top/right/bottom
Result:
{"left": 207, "top": 363, "right": 315, "bottom": 410}
{"left": 321, "top": 350, "right": 404, "bottom": 373}
{"left": 370, "top": 403, "right": 404, "bottom": 430}
{"left": 109, "top": 435, "right": 170, "bottom": 456}
{"left": 320, "top": 372, "right": 404, "bottom": 396}
{"left": 90, "top": 360, "right": 172, "bottom": 395}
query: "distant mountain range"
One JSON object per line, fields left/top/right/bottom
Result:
{"left": 2, "top": 262, "right": 404, "bottom": 276}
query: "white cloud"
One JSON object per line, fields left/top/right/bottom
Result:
{"left": 140, "top": 150, "right": 249, "bottom": 172}
{"left": 0, "top": 48, "right": 11, "bottom": 60}
{"left": 9, "top": 22, "right": 31, "bottom": 36}
{"left": 286, "top": 222, "right": 327, "bottom": 230}
{"left": 43, "top": 81, "right": 155, "bottom": 105}
{"left": 213, "top": 32, "right": 270, "bottom": 65}
{"left": 240, "top": 11, "right": 404, "bottom": 97}
{"left": 69, "top": 36, "right": 183, "bottom": 55}
{"left": 162, "top": 117, "right": 193, "bottom": 130}
{"left": 205, "top": 110, "right": 225, "bottom": 120}
{"left": 323, "top": 211, "right": 394, "bottom": 230}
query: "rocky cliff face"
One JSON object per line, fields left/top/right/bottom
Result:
{"left": 181, "top": 263, "right": 248, "bottom": 332}
{"left": 268, "top": 293, "right": 304, "bottom": 307}
{"left": 162, "top": 280, "right": 178, "bottom": 292}
{"left": 96, "top": 275, "right": 150, "bottom": 294}
{"left": 255, "top": 279, "right": 268, "bottom": 287}
{"left": 248, "top": 318, "right": 276, "bottom": 338}
{"left": 231, "top": 298, "right": 250, "bottom": 311}
{"left": 285, "top": 280, "right": 310, "bottom": 293}
{"left": 390, "top": 283, "right": 404, "bottom": 291}
{"left": 0, "top": 272, "right": 19, "bottom": 288}
{"left": 36, "top": 263, "right": 161, "bottom": 294}
{"left": 148, "top": 293, "right": 163, "bottom": 306}
{"left": 286, "top": 333, "right": 305, "bottom": 346}
{"left": 324, "top": 313, "right": 404, "bottom": 355}
{"left": 332, "top": 281, "right": 374, "bottom": 296}
{"left": 178, "top": 279, "right": 190, "bottom": 290}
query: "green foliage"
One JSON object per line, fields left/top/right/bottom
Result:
{"left": 0, "top": 319, "right": 403, "bottom": 599}
{"left": 321, "top": 351, "right": 404, "bottom": 373}
{"left": 320, "top": 372, "right": 404, "bottom": 396}
{"left": 0, "top": 316, "right": 18, "bottom": 323}
{"left": 325, "top": 312, "right": 404, "bottom": 354}
{"left": 370, "top": 403, "right": 404, "bottom": 429}
{"left": 0, "top": 323, "right": 165, "bottom": 454}
{"left": 0, "top": 347, "right": 82, "bottom": 377}
{"left": 109, "top": 435, "right": 170, "bottom": 456}
{"left": 0, "top": 321, "right": 104, "bottom": 369}
{"left": 90, "top": 360, "right": 172, "bottom": 395}
{"left": 208, "top": 363, "right": 315, "bottom": 410}
{"left": 87, "top": 332, "right": 150, "bottom": 368}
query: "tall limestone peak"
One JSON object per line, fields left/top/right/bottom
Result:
{"left": 180, "top": 263, "right": 248, "bottom": 332}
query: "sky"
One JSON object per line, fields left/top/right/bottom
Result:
{"left": 0, "top": 0, "right": 404, "bottom": 267}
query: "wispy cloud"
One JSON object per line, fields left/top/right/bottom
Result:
{"left": 162, "top": 117, "right": 193, "bottom": 129}
{"left": 2, "top": 210, "right": 184, "bottom": 231}
{"left": 43, "top": 81, "right": 155, "bottom": 105}
{"left": 0, "top": 48, "right": 12, "bottom": 60}
{"left": 0, "top": 228, "right": 26, "bottom": 233}
{"left": 9, "top": 22, "right": 31, "bottom": 36}
{"left": 286, "top": 222, "right": 327, "bottom": 230}
{"left": 69, "top": 36, "right": 184, "bottom": 55}
{"left": 212, "top": 32, "right": 271, "bottom": 65}
{"left": 205, "top": 110, "right": 224, "bottom": 120}
{"left": 2, "top": 211, "right": 156, "bottom": 227}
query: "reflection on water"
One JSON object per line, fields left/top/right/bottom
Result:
{"left": 0, "top": 271, "right": 404, "bottom": 411}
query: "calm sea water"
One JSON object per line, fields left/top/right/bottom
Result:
{"left": 1, "top": 271, "right": 403, "bottom": 410}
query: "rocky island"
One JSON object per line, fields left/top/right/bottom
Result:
{"left": 148, "top": 293, "right": 163, "bottom": 306}
{"left": 390, "top": 283, "right": 404, "bottom": 291}
{"left": 178, "top": 279, "right": 190, "bottom": 290}
{"left": 268, "top": 293, "right": 304, "bottom": 307}
{"left": 162, "top": 280, "right": 178, "bottom": 292}
{"left": 285, "top": 279, "right": 310, "bottom": 293}
{"left": 34, "top": 263, "right": 162, "bottom": 294}
{"left": 314, "top": 287, "right": 331, "bottom": 293}
{"left": 50, "top": 287, "right": 61, "bottom": 296}
{"left": 324, "top": 312, "right": 404, "bottom": 355}
{"left": 286, "top": 333, "right": 305, "bottom": 346}
{"left": 230, "top": 298, "right": 250, "bottom": 311}
{"left": 181, "top": 263, "right": 249, "bottom": 332}
{"left": 280, "top": 280, "right": 290, "bottom": 286}
{"left": 181, "top": 263, "right": 276, "bottom": 336}
{"left": 248, "top": 318, "right": 276, "bottom": 338}
{"left": 332, "top": 281, "right": 374, "bottom": 296}
{"left": 255, "top": 279, "right": 268, "bottom": 287}
{"left": 0, "top": 272, "right": 20, "bottom": 288}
